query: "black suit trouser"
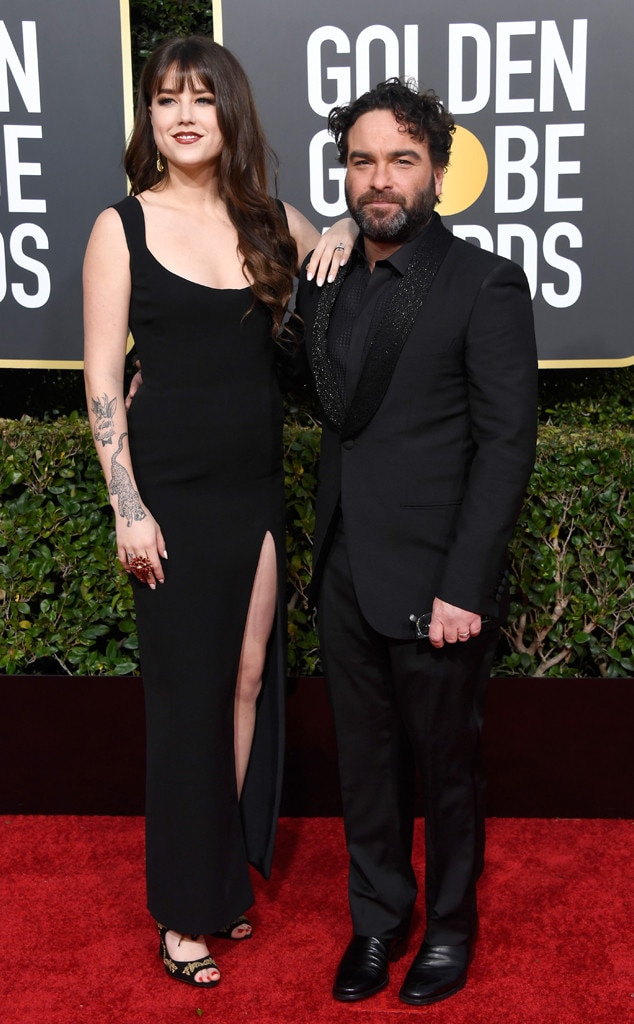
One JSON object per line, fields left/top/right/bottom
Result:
{"left": 317, "top": 520, "right": 498, "bottom": 945}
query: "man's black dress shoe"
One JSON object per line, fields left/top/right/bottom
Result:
{"left": 333, "top": 934, "right": 406, "bottom": 1002}
{"left": 399, "top": 940, "right": 470, "bottom": 1006}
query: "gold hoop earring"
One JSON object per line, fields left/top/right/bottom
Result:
{"left": 156, "top": 152, "right": 165, "bottom": 174}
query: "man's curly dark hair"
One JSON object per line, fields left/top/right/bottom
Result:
{"left": 328, "top": 78, "right": 455, "bottom": 169}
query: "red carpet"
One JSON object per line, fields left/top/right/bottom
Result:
{"left": 1, "top": 816, "right": 632, "bottom": 1023}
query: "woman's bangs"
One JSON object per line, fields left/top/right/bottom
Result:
{"left": 154, "top": 60, "right": 215, "bottom": 97}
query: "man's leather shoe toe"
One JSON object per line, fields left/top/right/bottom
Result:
{"left": 333, "top": 935, "right": 405, "bottom": 1002}
{"left": 399, "top": 941, "right": 470, "bottom": 1006}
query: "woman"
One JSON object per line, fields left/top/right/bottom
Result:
{"left": 83, "top": 36, "right": 354, "bottom": 988}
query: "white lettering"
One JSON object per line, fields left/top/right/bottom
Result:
{"left": 9, "top": 223, "right": 50, "bottom": 308}
{"left": 450, "top": 221, "right": 582, "bottom": 309}
{"left": 403, "top": 24, "right": 419, "bottom": 83}
{"left": 544, "top": 123, "right": 584, "bottom": 212}
{"left": 307, "top": 24, "right": 421, "bottom": 117}
{"left": 497, "top": 223, "right": 538, "bottom": 297}
{"left": 494, "top": 126, "right": 539, "bottom": 213}
{"left": 496, "top": 22, "right": 536, "bottom": 114}
{"left": 542, "top": 222, "right": 582, "bottom": 308}
{"left": 309, "top": 129, "right": 346, "bottom": 217}
{"left": 447, "top": 24, "right": 491, "bottom": 114}
{"left": 0, "top": 231, "right": 6, "bottom": 301}
{"left": 450, "top": 224, "right": 495, "bottom": 251}
{"left": 355, "top": 25, "right": 400, "bottom": 96}
{"left": 0, "top": 21, "right": 40, "bottom": 113}
{"left": 3, "top": 124, "right": 46, "bottom": 213}
{"left": 307, "top": 26, "right": 351, "bottom": 117}
{"left": 448, "top": 19, "right": 588, "bottom": 114}
{"left": 540, "top": 20, "right": 587, "bottom": 112}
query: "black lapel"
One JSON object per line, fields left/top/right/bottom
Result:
{"left": 341, "top": 215, "right": 454, "bottom": 441}
{"left": 308, "top": 258, "right": 354, "bottom": 431}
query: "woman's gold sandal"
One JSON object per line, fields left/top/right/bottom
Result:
{"left": 212, "top": 915, "right": 252, "bottom": 940}
{"left": 157, "top": 923, "right": 220, "bottom": 987}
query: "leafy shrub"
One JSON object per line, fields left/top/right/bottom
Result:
{"left": 538, "top": 366, "right": 634, "bottom": 428}
{"left": 284, "top": 416, "right": 321, "bottom": 676}
{"left": 1, "top": 415, "right": 632, "bottom": 678}
{"left": 0, "top": 415, "right": 137, "bottom": 674}
{"left": 500, "top": 427, "right": 634, "bottom": 677}
{"left": 130, "top": 0, "right": 214, "bottom": 84}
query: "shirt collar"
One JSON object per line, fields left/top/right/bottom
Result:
{"left": 352, "top": 213, "right": 437, "bottom": 276}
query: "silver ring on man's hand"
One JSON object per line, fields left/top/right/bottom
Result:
{"left": 458, "top": 631, "right": 470, "bottom": 638}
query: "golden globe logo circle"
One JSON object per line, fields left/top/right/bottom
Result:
{"left": 438, "top": 126, "right": 488, "bottom": 217}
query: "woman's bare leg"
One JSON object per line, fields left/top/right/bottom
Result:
{"left": 234, "top": 531, "right": 277, "bottom": 798}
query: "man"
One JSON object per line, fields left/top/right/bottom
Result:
{"left": 291, "top": 80, "right": 538, "bottom": 1006}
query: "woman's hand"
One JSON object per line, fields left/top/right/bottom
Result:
{"left": 115, "top": 512, "right": 167, "bottom": 590}
{"left": 306, "top": 217, "right": 359, "bottom": 286}
{"left": 125, "top": 361, "right": 144, "bottom": 411}
{"left": 283, "top": 202, "right": 358, "bottom": 286}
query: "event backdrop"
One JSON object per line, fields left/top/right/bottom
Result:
{"left": 217, "top": 0, "right": 633, "bottom": 366}
{"left": 0, "top": 1, "right": 132, "bottom": 367}
{"left": 1, "top": 2, "right": 632, "bottom": 367}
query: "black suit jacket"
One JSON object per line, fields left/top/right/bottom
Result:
{"left": 292, "top": 213, "right": 538, "bottom": 640}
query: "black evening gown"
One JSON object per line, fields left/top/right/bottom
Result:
{"left": 113, "top": 196, "right": 286, "bottom": 935}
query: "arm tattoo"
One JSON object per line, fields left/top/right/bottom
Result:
{"left": 108, "top": 432, "right": 146, "bottom": 527}
{"left": 91, "top": 393, "right": 117, "bottom": 447}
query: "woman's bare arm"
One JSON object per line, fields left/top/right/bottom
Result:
{"left": 83, "top": 207, "right": 166, "bottom": 587}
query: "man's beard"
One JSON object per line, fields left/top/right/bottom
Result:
{"left": 346, "top": 178, "right": 437, "bottom": 244}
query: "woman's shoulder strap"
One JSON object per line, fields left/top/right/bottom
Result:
{"left": 110, "top": 195, "right": 145, "bottom": 253}
{"left": 275, "top": 197, "right": 288, "bottom": 228}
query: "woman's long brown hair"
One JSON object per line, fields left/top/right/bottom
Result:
{"left": 125, "top": 36, "right": 297, "bottom": 339}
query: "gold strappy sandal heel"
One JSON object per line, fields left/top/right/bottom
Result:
{"left": 157, "top": 922, "right": 220, "bottom": 987}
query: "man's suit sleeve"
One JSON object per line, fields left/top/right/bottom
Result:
{"left": 437, "top": 258, "right": 538, "bottom": 613}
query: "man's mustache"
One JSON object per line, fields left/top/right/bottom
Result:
{"left": 357, "top": 190, "right": 406, "bottom": 208}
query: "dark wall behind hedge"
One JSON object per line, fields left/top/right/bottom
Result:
{"left": 2, "top": 366, "right": 633, "bottom": 426}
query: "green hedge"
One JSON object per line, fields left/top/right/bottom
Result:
{"left": 1, "top": 415, "right": 632, "bottom": 678}
{"left": 502, "top": 427, "right": 634, "bottom": 677}
{"left": 129, "top": 1, "right": 214, "bottom": 83}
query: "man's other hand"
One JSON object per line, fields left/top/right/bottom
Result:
{"left": 428, "top": 597, "right": 482, "bottom": 648}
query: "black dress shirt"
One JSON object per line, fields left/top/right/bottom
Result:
{"left": 327, "top": 223, "right": 432, "bottom": 410}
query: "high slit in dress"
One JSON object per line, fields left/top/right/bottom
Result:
{"left": 113, "top": 196, "right": 286, "bottom": 935}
